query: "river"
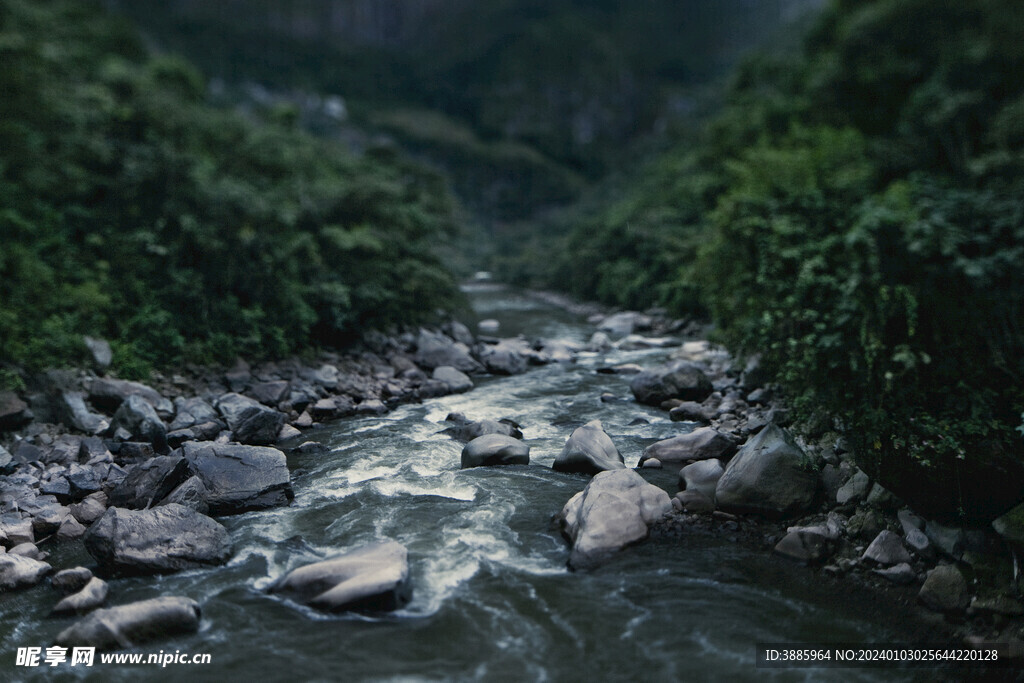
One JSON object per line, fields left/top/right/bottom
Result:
{"left": 3, "top": 284, "right": 928, "bottom": 682}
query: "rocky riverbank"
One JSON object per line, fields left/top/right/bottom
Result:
{"left": 0, "top": 319, "right": 579, "bottom": 646}
{"left": 1, "top": 299, "right": 1022, "bottom": 661}
{"left": 574, "top": 311, "right": 1024, "bottom": 660}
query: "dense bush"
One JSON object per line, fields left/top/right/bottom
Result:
{"left": 530, "top": 0, "right": 1024, "bottom": 520}
{"left": 702, "top": 0, "right": 1024, "bottom": 521}
{"left": 0, "top": 0, "right": 464, "bottom": 378}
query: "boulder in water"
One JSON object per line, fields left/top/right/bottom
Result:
{"left": 478, "top": 341, "right": 529, "bottom": 375}
{"left": 675, "top": 489, "right": 714, "bottom": 513}
{"left": 181, "top": 443, "right": 293, "bottom": 515}
{"left": 52, "top": 566, "right": 94, "bottom": 594}
{"left": 414, "top": 329, "right": 482, "bottom": 373}
{"left": 773, "top": 529, "right": 835, "bottom": 565}
{"left": 552, "top": 420, "right": 625, "bottom": 475}
{"left": 441, "top": 414, "right": 522, "bottom": 443}
{"left": 84, "top": 504, "right": 232, "bottom": 575}
{"left": 54, "top": 596, "right": 201, "bottom": 650}
{"left": 0, "top": 553, "right": 52, "bottom": 590}
{"left": 461, "top": 434, "right": 530, "bottom": 468}
{"left": 598, "top": 312, "right": 651, "bottom": 337}
{"left": 630, "top": 361, "right": 712, "bottom": 406}
{"left": 51, "top": 577, "right": 108, "bottom": 615}
{"left": 270, "top": 541, "right": 411, "bottom": 613}
{"left": 559, "top": 469, "right": 671, "bottom": 569}
{"left": 639, "top": 427, "right": 736, "bottom": 467}
{"left": 432, "top": 366, "right": 473, "bottom": 393}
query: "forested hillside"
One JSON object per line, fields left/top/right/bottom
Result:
{"left": 105, "top": 0, "right": 821, "bottom": 220}
{"left": 0, "top": 0, "right": 463, "bottom": 379}
{"left": 526, "top": 0, "right": 1024, "bottom": 519}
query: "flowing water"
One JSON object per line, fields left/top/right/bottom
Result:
{"left": 2, "top": 285, "right": 930, "bottom": 682}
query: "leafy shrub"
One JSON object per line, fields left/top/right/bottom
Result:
{"left": 522, "top": 0, "right": 1024, "bottom": 520}
{"left": 696, "top": 0, "right": 1024, "bottom": 521}
{"left": 0, "top": 0, "right": 464, "bottom": 373}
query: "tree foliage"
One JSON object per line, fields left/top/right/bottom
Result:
{"left": 0, "top": 0, "right": 464, "bottom": 377}
{"left": 528, "top": 0, "right": 1024, "bottom": 520}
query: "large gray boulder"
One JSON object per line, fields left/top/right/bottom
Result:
{"left": 630, "top": 361, "right": 712, "bottom": 406}
{"left": 714, "top": 424, "right": 818, "bottom": 518}
{"left": 441, "top": 414, "right": 522, "bottom": 443}
{"left": 432, "top": 366, "right": 473, "bottom": 393}
{"left": 109, "top": 395, "right": 167, "bottom": 451}
{"left": 414, "top": 329, "right": 482, "bottom": 373}
{"left": 270, "top": 541, "right": 411, "bottom": 613}
{"left": 158, "top": 476, "right": 210, "bottom": 514}
{"left": 168, "top": 397, "right": 221, "bottom": 431}
{"left": 215, "top": 393, "right": 285, "bottom": 445}
{"left": 679, "top": 459, "right": 725, "bottom": 502}
{"left": 919, "top": 565, "right": 970, "bottom": 613}
{"left": 668, "top": 401, "right": 712, "bottom": 423}
{"left": 552, "top": 420, "right": 625, "bottom": 475}
{"left": 89, "top": 378, "right": 174, "bottom": 418}
{"left": 925, "top": 520, "right": 969, "bottom": 560}
{"left": 478, "top": 341, "right": 529, "bottom": 375}
{"left": 54, "top": 596, "right": 201, "bottom": 650}
{"left": 0, "top": 554, "right": 52, "bottom": 590}
{"left": 51, "top": 577, "right": 108, "bottom": 615}
{"left": 66, "top": 463, "right": 103, "bottom": 500}
{"left": 70, "top": 492, "right": 108, "bottom": 525}
{"left": 461, "top": 434, "right": 530, "bottom": 468}
{"left": 52, "top": 567, "right": 93, "bottom": 594}
{"left": 559, "top": 469, "right": 672, "bottom": 569}
{"left": 182, "top": 443, "right": 293, "bottom": 515}
{"left": 248, "top": 380, "right": 290, "bottom": 407}
{"left": 836, "top": 469, "right": 871, "bottom": 505}
{"left": 862, "top": 530, "right": 912, "bottom": 566}
{"left": 84, "top": 505, "right": 232, "bottom": 575}
{"left": 108, "top": 456, "right": 191, "bottom": 509}
{"left": 537, "top": 339, "right": 576, "bottom": 363}
{"left": 598, "top": 311, "right": 651, "bottom": 337}
{"left": 639, "top": 427, "right": 736, "bottom": 467}
{"left": 1, "top": 516, "right": 35, "bottom": 545}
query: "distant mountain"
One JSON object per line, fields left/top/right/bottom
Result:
{"left": 107, "top": 0, "right": 825, "bottom": 220}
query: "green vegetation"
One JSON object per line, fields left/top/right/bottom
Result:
{"left": 4, "top": 0, "right": 1019, "bottom": 519}
{"left": 523, "top": 0, "right": 1024, "bottom": 520}
{"left": 0, "top": 0, "right": 464, "bottom": 378}
{"left": 106, "top": 0, "right": 813, "bottom": 220}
